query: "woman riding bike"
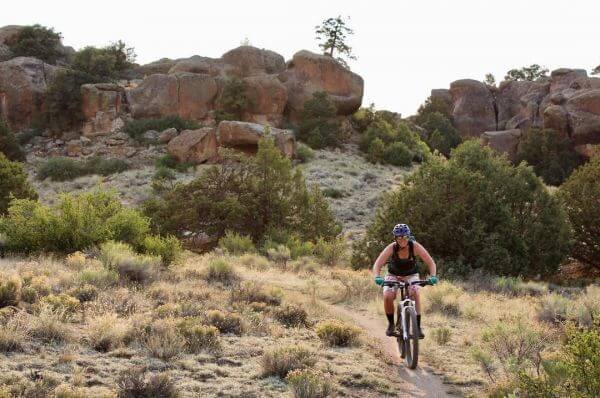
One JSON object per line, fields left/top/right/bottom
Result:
{"left": 372, "top": 224, "right": 438, "bottom": 338}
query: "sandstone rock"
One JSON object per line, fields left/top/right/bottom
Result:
{"left": 126, "top": 73, "right": 218, "bottom": 120}
{"left": 282, "top": 50, "right": 363, "bottom": 119}
{"left": 430, "top": 88, "right": 452, "bottom": 108}
{"left": 168, "top": 56, "right": 224, "bottom": 76}
{"left": 242, "top": 74, "right": 287, "bottom": 126}
{"left": 496, "top": 80, "right": 535, "bottom": 130}
{"left": 449, "top": 79, "right": 496, "bottom": 137}
{"left": 167, "top": 127, "right": 218, "bottom": 163}
{"left": 565, "top": 89, "right": 600, "bottom": 145}
{"left": 126, "top": 58, "right": 176, "bottom": 79}
{"left": 550, "top": 68, "right": 590, "bottom": 94}
{"left": 217, "top": 120, "right": 295, "bottom": 158}
{"left": 66, "top": 140, "right": 82, "bottom": 157}
{"left": 221, "top": 46, "right": 285, "bottom": 77}
{"left": 81, "top": 83, "right": 123, "bottom": 136}
{"left": 159, "top": 127, "right": 178, "bottom": 143}
{"left": 590, "top": 77, "right": 600, "bottom": 89}
{"left": 80, "top": 136, "right": 92, "bottom": 146}
{"left": 0, "top": 44, "right": 11, "bottom": 62}
{"left": 506, "top": 81, "right": 551, "bottom": 130}
{"left": 480, "top": 129, "right": 523, "bottom": 162}
{"left": 0, "top": 57, "right": 57, "bottom": 131}
{"left": 543, "top": 105, "right": 569, "bottom": 138}
{"left": 142, "top": 130, "right": 160, "bottom": 142}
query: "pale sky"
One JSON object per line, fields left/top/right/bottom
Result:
{"left": 3, "top": 0, "right": 599, "bottom": 115}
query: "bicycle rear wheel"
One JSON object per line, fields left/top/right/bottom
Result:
{"left": 404, "top": 306, "right": 419, "bottom": 369}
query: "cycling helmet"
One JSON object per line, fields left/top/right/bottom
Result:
{"left": 392, "top": 223, "right": 411, "bottom": 237}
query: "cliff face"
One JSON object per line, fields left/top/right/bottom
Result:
{"left": 431, "top": 69, "right": 600, "bottom": 158}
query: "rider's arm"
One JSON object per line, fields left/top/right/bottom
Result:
{"left": 414, "top": 242, "right": 437, "bottom": 276}
{"left": 372, "top": 243, "right": 394, "bottom": 277}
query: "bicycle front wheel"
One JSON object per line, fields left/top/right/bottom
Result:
{"left": 396, "top": 304, "right": 405, "bottom": 359}
{"left": 404, "top": 306, "right": 419, "bottom": 369}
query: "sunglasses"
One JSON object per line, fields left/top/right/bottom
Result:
{"left": 395, "top": 235, "right": 409, "bottom": 240}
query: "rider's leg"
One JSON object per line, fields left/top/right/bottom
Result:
{"left": 383, "top": 289, "right": 396, "bottom": 336}
{"left": 410, "top": 285, "right": 425, "bottom": 339}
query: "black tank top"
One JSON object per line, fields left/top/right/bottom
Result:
{"left": 388, "top": 240, "right": 418, "bottom": 276}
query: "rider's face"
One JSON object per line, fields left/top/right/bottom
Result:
{"left": 395, "top": 236, "right": 409, "bottom": 247}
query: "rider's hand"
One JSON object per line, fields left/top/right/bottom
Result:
{"left": 428, "top": 275, "right": 439, "bottom": 285}
{"left": 374, "top": 276, "right": 384, "bottom": 286}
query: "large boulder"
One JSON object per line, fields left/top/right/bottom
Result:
{"left": 496, "top": 80, "right": 535, "bottom": 130}
{"left": 0, "top": 44, "right": 11, "bottom": 62}
{"left": 217, "top": 120, "right": 295, "bottom": 158}
{"left": 449, "top": 79, "right": 496, "bottom": 137}
{"left": 480, "top": 129, "right": 523, "bottom": 162}
{"left": 542, "top": 104, "right": 569, "bottom": 138}
{"left": 549, "top": 68, "right": 590, "bottom": 94}
{"left": 0, "top": 57, "right": 58, "bottom": 130}
{"left": 565, "top": 89, "right": 600, "bottom": 146}
{"left": 221, "top": 46, "right": 285, "bottom": 77}
{"left": 282, "top": 50, "right": 364, "bottom": 119}
{"left": 242, "top": 74, "right": 288, "bottom": 126}
{"left": 168, "top": 55, "right": 224, "bottom": 76}
{"left": 126, "top": 58, "right": 177, "bottom": 79}
{"left": 167, "top": 127, "right": 218, "bottom": 164}
{"left": 81, "top": 83, "right": 123, "bottom": 136}
{"left": 125, "top": 72, "right": 218, "bottom": 120}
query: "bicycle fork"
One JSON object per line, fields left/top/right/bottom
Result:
{"left": 399, "top": 298, "right": 414, "bottom": 340}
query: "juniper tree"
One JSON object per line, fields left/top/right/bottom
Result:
{"left": 314, "top": 16, "right": 356, "bottom": 67}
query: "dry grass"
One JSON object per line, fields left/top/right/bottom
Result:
{"left": 315, "top": 319, "right": 361, "bottom": 347}
{"left": 261, "top": 345, "right": 317, "bottom": 378}
{"left": 87, "top": 313, "right": 133, "bottom": 352}
{"left": 0, "top": 311, "right": 28, "bottom": 352}
{"left": 144, "top": 318, "right": 186, "bottom": 361}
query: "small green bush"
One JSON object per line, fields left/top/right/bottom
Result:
{"left": 206, "top": 310, "right": 244, "bottom": 335}
{"left": 414, "top": 107, "right": 461, "bottom": 157}
{"left": 116, "top": 367, "right": 179, "bottom": 398}
{"left": 37, "top": 156, "right": 129, "bottom": 181}
{"left": 557, "top": 157, "right": 600, "bottom": 267}
{"left": 315, "top": 319, "right": 361, "bottom": 347}
{"left": 537, "top": 293, "right": 571, "bottom": 324}
{"left": 286, "top": 368, "right": 334, "bottom": 398}
{"left": 155, "top": 154, "right": 193, "bottom": 172}
{"left": 232, "top": 281, "right": 282, "bottom": 306}
{"left": 296, "top": 143, "right": 315, "bottom": 163}
{"left": 41, "top": 294, "right": 80, "bottom": 316}
{"left": 261, "top": 231, "right": 315, "bottom": 260}
{"left": 516, "top": 128, "right": 583, "bottom": 185}
{"left": 69, "top": 284, "right": 98, "bottom": 303}
{"left": 99, "top": 241, "right": 159, "bottom": 284}
{"left": 203, "top": 258, "right": 238, "bottom": 284}
{"left": 314, "top": 237, "right": 346, "bottom": 267}
{"left": 297, "top": 92, "right": 342, "bottom": 149}
{"left": 1, "top": 190, "right": 150, "bottom": 254}
{"left": 5, "top": 24, "right": 63, "bottom": 64}
{"left": 123, "top": 116, "right": 199, "bottom": 142}
{"left": 0, "top": 277, "right": 21, "bottom": 308}
{"left": 218, "top": 231, "right": 256, "bottom": 255}
{"left": 0, "top": 120, "right": 25, "bottom": 162}
{"left": 77, "top": 267, "right": 119, "bottom": 289}
{"left": 43, "top": 69, "right": 103, "bottom": 132}
{"left": 267, "top": 244, "right": 291, "bottom": 267}
{"left": 215, "top": 77, "right": 251, "bottom": 123}
{"left": 177, "top": 318, "right": 220, "bottom": 353}
{"left": 321, "top": 188, "right": 346, "bottom": 199}
{"left": 383, "top": 141, "right": 413, "bottom": 166}
{"left": 141, "top": 235, "right": 182, "bottom": 266}
{"left": 72, "top": 40, "right": 135, "bottom": 80}
{"left": 261, "top": 345, "right": 317, "bottom": 378}
{"left": 0, "top": 153, "right": 38, "bottom": 215}
{"left": 272, "top": 304, "right": 309, "bottom": 327}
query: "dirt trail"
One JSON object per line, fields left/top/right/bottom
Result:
{"left": 243, "top": 270, "right": 452, "bottom": 397}
{"left": 331, "top": 303, "right": 451, "bottom": 398}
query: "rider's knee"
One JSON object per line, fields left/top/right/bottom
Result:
{"left": 383, "top": 290, "right": 396, "bottom": 301}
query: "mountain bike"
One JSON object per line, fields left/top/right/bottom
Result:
{"left": 382, "top": 280, "right": 433, "bottom": 369}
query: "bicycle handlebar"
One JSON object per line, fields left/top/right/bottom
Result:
{"left": 382, "top": 280, "right": 432, "bottom": 288}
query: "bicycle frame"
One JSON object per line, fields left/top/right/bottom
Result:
{"left": 382, "top": 280, "right": 430, "bottom": 338}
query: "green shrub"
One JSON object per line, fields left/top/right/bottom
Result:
{"left": 261, "top": 345, "right": 317, "bottom": 378}
{"left": 123, "top": 116, "right": 199, "bottom": 142}
{"left": 261, "top": 231, "right": 315, "bottom": 260}
{"left": 0, "top": 277, "right": 21, "bottom": 308}
{"left": 416, "top": 111, "right": 461, "bottom": 157}
{"left": 321, "top": 188, "right": 346, "bottom": 199}
{"left": 215, "top": 77, "right": 250, "bottom": 123}
{"left": 267, "top": 244, "right": 292, "bottom": 267}
{"left": 557, "top": 157, "right": 600, "bottom": 267}
{"left": 0, "top": 153, "right": 38, "bottom": 215}
{"left": 99, "top": 241, "right": 159, "bottom": 284}
{"left": 5, "top": 24, "right": 63, "bottom": 64}
{"left": 352, "top": 141, "right": 572, "bottom": 276}
{"left": 272, "top": 304, "right": 309, "bottom": 327}
{"left": 203, "top": 258, "right": 238, "bottom": 284}
{"left": 206, "top": 310, "right": 244, "bottom": 335}
{"left": 315, "top": 319, "right": 361, "bottom": 347}
{"left": 286, "top": 369, "right": 334, "bottom": 398}
{"left": 144, "top": 139, "right": 341, "bottom": 244}
{"left": 37, "top": 156, "right": 129, "bottom": 181}
{"left": 218, "top": 231, "right": 256, "bottom": 255}
{"left": 141, "top": 235, "right": 182, "bottom": 266}
{"left": 297, "top": 92, "right": 342, "bottom": 149}
{"left": 314, "top": 237, "right": 346, "bottom": 267}
{"left": 537, "top": 293, "right": 571, "bottom": 324}
{"left": 69, "top": 284, "right": 98, "bottom": 303}
{"left": 41, "top": 294, "right": 80, "bottom": 316}
{"left": 0, "top": 120, "right": 25, "bottom": 162}
{"left": 72, "top": 41, "right": 135, "bottom": 80}
{"left": 233, "top": 281, "right": 282, "bottom": 306}
{"left": 415, "top": 96, "right": 453, "bottom": 121}
{"left": 77, "top": 267, "right": 119, "bottom": 289}
{"left": 296, "top": 143, "right": 315, "bottom": 163}
{"left": 155, "top": 154, "right": 193, "bottom": 172}
{"left": 0, "top": 190, "right": 150, "bottom": 254}
{"left": 143, "top": 319, "right": 186, "bottom": 361}
{"left": 516, "top": 128, "right": 583, "bottom": 185}
{"left": 43, "top": 69, "right": 102, "bottom": 132}
{"left": 177, "top": 318, "right": 220, "bottom": 353}
{"left": 383, "top": 141, "right": 413, "bottom": 166}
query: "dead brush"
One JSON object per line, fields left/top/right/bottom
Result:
{"left": 29, "top": 304, "right": 71, "bottom": 344}
{"left": 116, "top": 366, "right": 180, "bottom": 398}
{"left": 330, "top": 269, "right": 379, "bottom": 304}
{"left": 87, "top": 313, "right": 132, "bottom": 352}
{"left": 143, "top": 318, "right": 186, "bottom": 361}
{"left": 231, "top": 280, "right": 282, "bottom": 306}
{"left": 0, "top": 310, "right": 29, "bottom": 352}
{"left": 261, "top": 345, "right": 317, "bottom": 378}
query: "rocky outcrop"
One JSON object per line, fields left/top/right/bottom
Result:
{"left": 282, "top": 50, "right": 364, "bottom": 120}
{"left": 0, "top": 57, "right": 57, "bottom": 130}
{"left": 81, "top": 83, "right": 124, "bottom": 136}
{"left": 480, "top": 129, "right": 523, "bottom": 162}
{"left": 217, "top": 120, "right": 295, "bottom": 158}
{"left": 433, "top": 68, "right": 600, "bottom": 159}
{"left": 242, "top": 74, "right": 288, "bottom": 126}
{"left": 167, "top": 127, "right": 218, "bottom": 163}
{"left": 448, "top": 79, "right": 496, "bottom": 137}
{"left": 221, "top": 46, "right": 286, "bottom": 77}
